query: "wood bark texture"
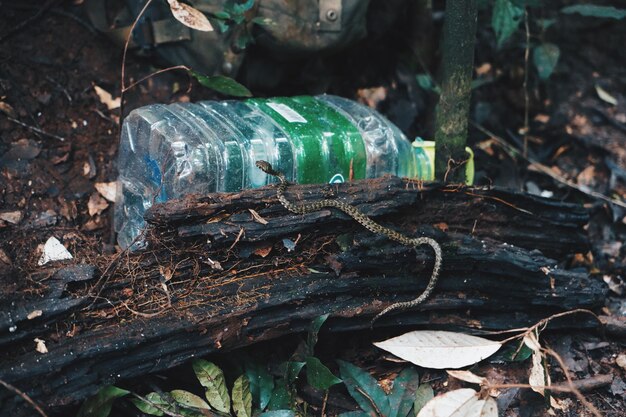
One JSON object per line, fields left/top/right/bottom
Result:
{"left": 0, "top": 178, "right": 605, "bottom": 415}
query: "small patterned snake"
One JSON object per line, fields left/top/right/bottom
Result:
{"left": 255, "top": 160, "right": 442, "bottom": 324}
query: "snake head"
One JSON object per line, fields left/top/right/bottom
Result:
{"left": 255, "top": 160, "right": 274, "bottom": 174}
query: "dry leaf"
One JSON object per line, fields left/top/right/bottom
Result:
{"left": 446, "top": 370, "right": 487, "bottom": 385}
{"left": 616, "top": 353, "right": 626, "bottom": 371}
{"left": 595, "top": 85, "right": 618, "bottom": 106}
{"left": 95, "top": 181, "right": 118, "bottom": 203}
{"left": 34, "top": 338, "right": 48, "bottom": 354}
{"left": 27, "top": 310, "right": 43, "bottom": 320}
{"left": 0, "top": 211, "right": 23, "bottom": 224}
{"left": 88, "top": 192, "right": 109, "bottom": 216}
{"left": 254, "top": 246, "right": 272, "bottom": 258}
{"left": 167, "top": 0, "right": 213, "bottom": 32}
{"left": 93, "top": 85, "right": 121, "bottom": 110}
{"left": 0, "top": 249, "right": 11, "bottom": 265}
{"left": 249, "top": 208, "right": 268, "bottom": 225}
{"left": 0, "top": 101, "right": 16, "bottom": 117}
{"left": 475, "top": 62, "right": 492, "bottom": 76}
{"left": 417, "top": 388, "right": 498, "bottom": 417}
{"left": 524, "top": 333, "right": 550, "bottom": 396}
{"left": 374, "top": 331, "right": 501, "bottom": 369}
{"left": 38, "top": 237, "right": 73, "bottom": 266}
{"left": 434, "top": 222, "right": 449, "bottom": 232}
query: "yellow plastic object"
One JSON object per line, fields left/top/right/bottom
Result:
{"left": 412, "top": 140, "right": 474, "bottom": 185}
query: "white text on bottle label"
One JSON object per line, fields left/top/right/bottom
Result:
{"left": 267, "top": 102, "right": 307, "bottom": 123}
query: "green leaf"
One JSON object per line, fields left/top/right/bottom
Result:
{"left": 232, "top": 13, "right": 246, "bottom": 24}
{"left": 307, "top": 314, "right": 330, "bottom": 354}
{"left": 387, "top": 367, "right": 420, "bottom": 417}
{"left": 533, "top": 43, "right": 560, "bottom": 80}
{"left": 192, "top": 359, "right": 231, "bottom": 413}
{"left": 561, "top": 5, "right": 626, "bottom": 20}
{"left": 305, "top": 357, "right": 342, "bottom": 391}
{"left": 539, "top": 18, "right": 557, "bottom": 30}
{"left": 214, "top": 11, "right": 231, "bottom": 20}
{"left": 286, "top": 361, "right": 306, "bottom": 385}
{"left": 337, "top": 360, "right": 391, "bottom": 417}
{"left": 232, "top": 0, "right": 255, "bottom": 15}
{"left": 267, "top": 381, "right": 291, "bottom": 410}
{"left": 232, "top": 375, "right": 253, "bottom": 417}
{"left": 77, "top": 385, "right": 130, "bottom": 417}
{"left": 416, "top": 74, "right": 440, "bottom": 94}
{"left": 131, "top": 392, "right": 168, "bottom": 416}
{"left": 170, "top": 390, "right": 211, "bottom": 410}
{"left": 251, "top": 16, "right": 275, "bottom": 26}
{"left": 214, "top": 19, "right": 231, "bottom": 33}
{"left": 258, "top": 411, "right": 296, "bottom": 417}
{"left": 190, "top": 71, "right": 252, "bottom": 97}
{"left": 501, "top": 342, "right": 534, "bottom": 362}
{"left": 245, "top": 361, "right": 274, "bottom": 410}
{"left": 412, "top": 384, "right": 434, "bottom": 416}
{"left": 492, "top": 0, "right": 524, "bottom": 48}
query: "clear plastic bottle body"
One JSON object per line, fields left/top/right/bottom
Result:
{"left": 115, "top": 95, "right": 415, "bottom": 248}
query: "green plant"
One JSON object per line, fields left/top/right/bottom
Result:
{"left": 209, "top": 0, "right": 274, "bottom": 50}
{"left": 487, "top": 1, "right": 626, "bottom": 80}
{"left": 337, "top": 362, "right": 430, "bottom": 417}
{"left": 76, "top": 314, "right": 340, "bottom": 417}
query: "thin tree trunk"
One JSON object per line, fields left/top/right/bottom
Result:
{"left": 434, "top": 0, "right": 478, "bottom": 182}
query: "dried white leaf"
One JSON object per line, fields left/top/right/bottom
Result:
{"left": 95, "top": 181, "right": 118, "bottom": 203}
{"left": 446, "top": 370, "right": 487, "bottom": 385}
{"left": 523, "top": 332, "right": 550, "bottom": 396}
{"left": 523, "top": 333, "right": 541, "bottom": 351}
{"left": 417, "top": 388, "right": 498, "bottom": 417}
{"left": 27, "top": 310, "right": 43, "bottom": 320}
{"left": 38, "top": 237, "right": 73, "bottom": 266}
{"left": 529, "top": 350, "right": 550, "bottom": 396}
{"left": 34, "top": 338, "right": 48, "bottom": 354}
{"left": 93, "top": 85, "right": 121, "bottom": 110}
{"left": 88, "top": 192, "right": 109, "bottom": 216}
{"left": 595, "top": 85, "right": 618, "bottom": 106}
{"left": 616, "top": 353, "right": 626, "bottom": 371}
{"left": 249, "top": 208, "right": 268, "bottom": 225}
{"left": 167, "top": 0, "right": 213, "bottom": 32}
{"left": 0, "top": 211, "right": 23, "bottom": 224}
{"left": 0, "top": 249, "right": 11, "bottom": 265}
{"left": 374, "top": 331, "right": 501, "bottom": 369}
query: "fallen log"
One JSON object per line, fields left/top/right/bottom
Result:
{"left": 0, "top": 178, "right": 605, "bottom": 415}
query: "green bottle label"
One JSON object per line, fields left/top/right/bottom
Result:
{"left": 247, "top": 96, "right": 366, "bottom": 184}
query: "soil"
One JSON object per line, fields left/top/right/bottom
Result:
{"left": 0, "top": 1, "right": 624, "bottom": 416}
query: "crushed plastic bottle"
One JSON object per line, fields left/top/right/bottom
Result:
{"left": 115, "top": 95, "right": 472, "bottom": 248}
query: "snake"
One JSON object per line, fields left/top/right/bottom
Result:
{"left": 255, "top": 160, "right": 442, "bottom": 324}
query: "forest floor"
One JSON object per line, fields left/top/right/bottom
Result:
{"left": 0, "top": 1, "right": 624, "bottom": 416}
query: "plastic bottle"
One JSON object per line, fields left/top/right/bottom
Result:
{"left": 115, "top": 95, "right": 471, "bottom": 248}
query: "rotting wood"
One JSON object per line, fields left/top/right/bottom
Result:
{"left": 0, "top": 177, "right": 604, "bottom": 415}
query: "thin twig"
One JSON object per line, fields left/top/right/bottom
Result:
{"left": 3, "top": 115, "right": 65, "bottom": 141}
{"left": 0, "top": 379, "right": 49, "bottom": 417}
{"left": 523, "top": 7, "right": 531, "bottom": 158}
{"left": 471, "top": 121, "right": 626, "bottom": 209}
{"left": 120, "top": 0, "right": 155, "bottom": 120}
{"left": 500, "top": 309, "right": 601, "bottom": 345}
{"left": 543, "top": 348, "right": 603, "bottom": 417}
{"left": 321, "top": 389, "right": 329, "bottom": 417}
{"left": 123, "top": 65, "right": 191, "bottom": 92}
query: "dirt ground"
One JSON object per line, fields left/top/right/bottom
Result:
{"left": 0, "top": 1, "right": 625, "bottom": 416}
